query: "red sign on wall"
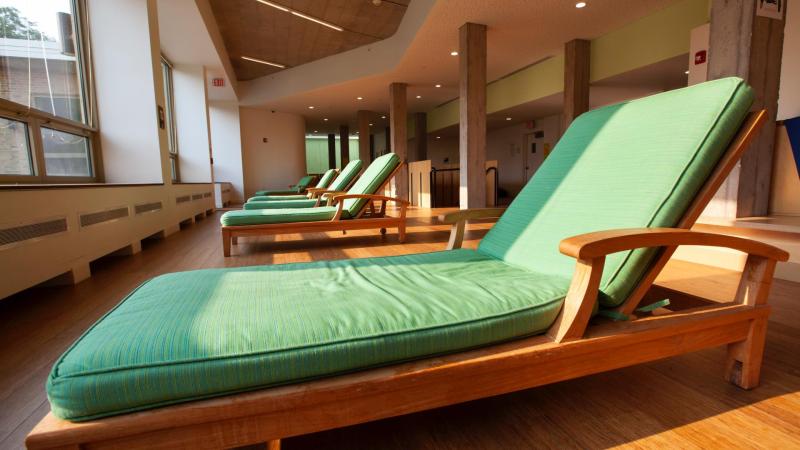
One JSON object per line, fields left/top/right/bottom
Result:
{"left": 694, "top": 50, "right": 707, "bottom": 65}
{"left": 212, "top": 78, "right": 225, "bottom": 87}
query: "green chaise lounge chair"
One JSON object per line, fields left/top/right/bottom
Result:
{"left": 245, "top": 160, "right": 363, "bottom": 208}
{"left": 254, "top": 174, "right": 316, "bottom": 196}
{"left": 245, "top": 167, "right": 340, "bottom": 203}
{"left": 220, "top": 153, "right": 405, "bottom": 256}
{"left": 29, "top": 78, "right": 788, "bottom": 450}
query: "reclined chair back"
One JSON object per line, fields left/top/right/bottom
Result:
{"left": 326, "top": 159, "right": 364, "bottom": 192}
{"left": 314, "top": 169, "right": 338, "bottom": 190}
{"left": 340, "top": 153, "right": 401, "bottom": 218}
{"left": 477, "top": 77, "right": 754, "bottom": 308}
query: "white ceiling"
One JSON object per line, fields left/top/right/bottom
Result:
{"left": 157, "top": 0, "right": 236, "bottom": 102}
{"left": 235, "top": 0, "right": 683, "bottom": 132}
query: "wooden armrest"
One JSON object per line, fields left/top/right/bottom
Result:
{"left": 441, "top": 208, "right": 505, "bottom": 250}
{"left": 438, "top": 208, "right": 505, "bottom": 224}
{"left": 306, "top": 187, "right": 327, "bottom": 193}
{"left": 330, "top": 194, "right": 411, "bottom": 206}
{"left": 559, "top": 228, "right": 788, "bottom": 262}
{"left": 549, "top": 227, "right": 789, "bottom": 344}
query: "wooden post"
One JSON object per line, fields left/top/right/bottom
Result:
{"left": 389, "top": 82, "right": 408, "bottom": 200}
{"left": 563, "top": 39, "right": 590, "bottom": 131}
{"left": 327, "top": 133, "right": 336, "bottom": 170}
{"left": 708, "top": 0, "right": 785, "bottom": 217}
{"left": 384, "top": 126, "right": 391, "bottom": 154}
{"left": 412, "top": 112, "right": 427, "bottom": 161}
{"left": 358, "top": 110, "right": 371, "bottom": 166}
{"left": 339, "top": 125, "right": 350, "bottom": 167}
{"left": 459, "top": 22, "right": 487, "bottom": 209}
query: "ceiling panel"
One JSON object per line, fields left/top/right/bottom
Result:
{"left": 209, "top": 0, "right": 410, "bottom": 81}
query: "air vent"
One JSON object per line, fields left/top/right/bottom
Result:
{"left": 80, "top": 207, "right": 129, "bottom": 227}
{"left": 0, "top": 217, "right": 68, "bottom": 248}
{"left": 176, "top": 195, "right": 191, "bottom": 204}
{"left": 192, "top": 193, "right": 204, "bottom": 201}
{"left": 134, "top": 201, "right": 162, "bottom": 215}
{"left": 203, "top": 192, "right": 212, "bottom": 198}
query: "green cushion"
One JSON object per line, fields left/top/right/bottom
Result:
{"left": 243, "top": 199, "right": 318, "bottom": 210}
{"left": 327, "top": 159, "right": 363, "bottom": 191}
{"left": 255, "top": 175, "right": 316, "bottom": 196}
{"left": 247, "top": 194, "right": 308, "bottom": 202}
{"left": 221, "top": 206, "right": 339, "bottom": 226}
{"left": 478, "top": 77, "right": 754, "bottom": 307}
{"left": 342, "top": 153, "right": 400, "bottom": 216}
{"left": 316, "top": 169, "right": 337, "bottom": 189}
{"left": 47, "top": 249, "right": 568, "bottom": 421}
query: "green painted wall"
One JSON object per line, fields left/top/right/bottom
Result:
{"left": 425, "top": 0, "right": 710, "bottom": 132}
{"left": 305, "top": 137, "right": 360, "bottom": 173}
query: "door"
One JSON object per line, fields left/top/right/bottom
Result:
{"left": 523, "top": 131, "right": 545, "bottom": 181}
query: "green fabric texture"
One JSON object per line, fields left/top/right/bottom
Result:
{"left": 47, "top": 249, "right": 568, "bottom": 421}
{"left": 243, "top": 199, "right": 318, "bottom": 210}
{"left": 255, "top": 175, "right": 316, "bottom": 196}
{"left": 478, "top": 77, "right": 754, "bottom": 307}
{"left": 341, "top": 153, "right": 400, "bottom": 217}
{"left": 247, "top": 194, "right": 308, "bottom": 202}
{"left": 220, "top": 206, "right": 339, "bottom": 226}
{"left": 316, "top": 169, "right": 337, "bottom": 189}
{"left": 327, "top": 159, "right": 363, "bottom": 191}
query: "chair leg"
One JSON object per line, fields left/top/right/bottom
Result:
{"left": 725, "top": 316, "right": 768, "bottom": 389}
{"left": 222, "top": 230, "right": 232, "bottom": 257}
{"left": 398, "top": 222, "right": 406, "bottom": 243}
{"left": 232, "top": 236, "right": 239, "bottom": 245}
{"left": 268, "top": 439, "right": 281, "bottom": 450}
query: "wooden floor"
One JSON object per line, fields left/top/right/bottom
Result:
{"left": 1, "top": 208, "right": 799, "bottom": 450}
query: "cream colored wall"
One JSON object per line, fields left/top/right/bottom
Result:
{"left": 89, "top": 0, "right": 164, "bottom": 183}
{"left": 209, "top": 101, "right": 245, "bottom": 203}
{"left": 239, "top": 108, "right": 307, "bottom": 198}
{"left": 770, "top": 125, "right": 800, "bottom": 216}
{"left": 173, "top": 64, "right": 213, "bottom": 183}
{"left": 778, "top": 0, "right": 799, "bottom": 121}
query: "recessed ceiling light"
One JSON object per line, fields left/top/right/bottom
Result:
{"left": 241, "top": 56, "right": 286, "bottom": 68}
{"left": 435, "top": 84, "right": 441, "bottom": 88}
{"left": 450, "top": 51, "right": 458, "bottom": 56}
{"left": 314, "top": 130, "right": 318, "bottom": 133}
{"left": 357, "top": 96, "right": 363, "bottom": 100}
{"left": 381, "top": 115, "right": 386, "bottom": 119}
{"left": 685, "top": 70, "right": 690, "bottom": 75}
{"left": 256, "top": 0, "right": 343, "bottom": 32}
{"left": 436, "top": 136, "right": 441, "bottom": 139}
{"left": 505, "top": 117, "right": 512, "bottom": 121}
{"left": 308, "top": 106, "right": 315, "bottom": 109}
{"left": 356, "top": 131, "right": 360, "bottom": 134}
{"left": 369, "top": 123, "right": 373, "bottom": 126}
{"left": 575, "top": 2, "right": 587, "bottom": 8}
{"left": 416, "top": 95, "right": 422, "bottom": 99}
{"left": 323, "top": 118, "right": 328, "bottom": 121}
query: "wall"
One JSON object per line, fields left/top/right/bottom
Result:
{"left": 173, "top": 64, "right": 213, "bottom": 182}
{"left": 778, "top": 0, "right": 799, "bottom": 121}
{"left": 770, "top": 124, "right": 800, "bottom": 216}
{"left": 239, "top": 108, "right": 306, "bottom": 198}
{"left": 305, "top": 137, "right": 359, "bottom": 173}
{"left": 209, "top": 101, "right": 244, "bottom": 203}
{"left": 89, "top": 0, "right": 164, "bottom": 183}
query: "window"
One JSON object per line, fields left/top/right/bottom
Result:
{"left": 0, "top": 0, "right": 98, "bottom": 182}
{"left": 161, "top": 56, "right": 179, "bottom": 181}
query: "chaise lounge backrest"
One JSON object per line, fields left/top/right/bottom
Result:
{"left": 327, "top": 159, "right": 364, "bottom": 192}
{"left": 341, "top": 153, "right": 401, "bottom": 217}
{"left": 478, "top": 77, "right": 754, "bottom": 308}
{"left": 295, "top": 175, "right": 315, "bottom": 191}
{"left": 315, "top": 169, "right": 338, "bottom": 189}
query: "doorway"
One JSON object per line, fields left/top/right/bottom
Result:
{"left": 523, "top": 131, "right": 545, "bottom": 181}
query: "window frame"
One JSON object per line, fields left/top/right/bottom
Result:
{"left": 0, "top": 0, "right": 103, "bottom": 184}
{"left": 161, "top": 55, "right": 180, "bottom": 182}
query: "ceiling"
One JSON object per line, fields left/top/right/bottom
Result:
{"left": 209, "top": 0, "right": 411, "bottom": 81}
{"left": 233, "top": 0, "right": 684, "bottom": 133}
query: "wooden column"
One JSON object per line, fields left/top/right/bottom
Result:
{"left": 339, "top": 125, "right": 350, "bottom": 167}
{"left": 389, "top": 82, "right": 408, "bottom": 200}
{"left": 384, "top": 126, "right": 391, "bottom": 154}
{"left": 357, "top": 110, "right": 371, "bottom": 165}
{"left": 563, "top": 39, "right": 591, "bottom": 131}
{"left": 327, "top": 133, "right": 336, "bottom": 170}
{"left": 458, "top": 22, "right": 487, "bottom": 209}
{"left": 708, "top": 0, "right": 785, "bottom": 217}
{"left": 412, "top": 112, "right": 428, "bottom": 161}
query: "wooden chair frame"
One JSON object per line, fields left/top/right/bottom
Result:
{"left": 27, "top": 111, "right": 789, "bottom": 450}
{"left": 223, "top": 164, "right": 408, "bottom": 257}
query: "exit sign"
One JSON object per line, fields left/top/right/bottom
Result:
{"left": 212, "top": 78, "right": 225, "bottom": 87}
